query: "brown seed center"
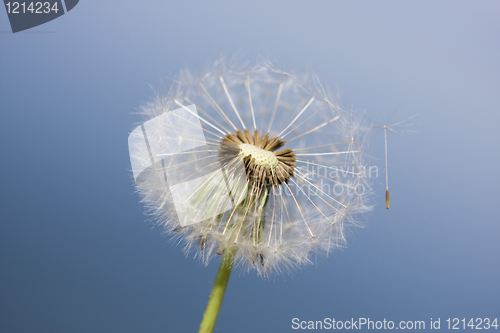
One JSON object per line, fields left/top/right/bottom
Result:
{"left": 219, "top": 129, "right": 296, "bottom": 186}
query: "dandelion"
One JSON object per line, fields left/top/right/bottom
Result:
{"left": 128, "top": 59, "right": 372, "bottom": 332}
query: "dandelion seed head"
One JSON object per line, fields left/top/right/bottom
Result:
{"left": 129, "top": 59, "right": 373, "bottom": 276}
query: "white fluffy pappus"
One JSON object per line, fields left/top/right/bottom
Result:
{"left": 129, "top": 59, "right": 373, "bottom": 276}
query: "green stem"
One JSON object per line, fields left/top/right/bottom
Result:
{"left": 198, "top": 249, "right": 235, "bottom": 333}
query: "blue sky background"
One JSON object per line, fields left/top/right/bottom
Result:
{"left": 1, "top": 1, "right": 499, "bottom": 332}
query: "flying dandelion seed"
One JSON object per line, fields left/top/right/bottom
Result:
{"left": 384, "top": 126, "right": 390, "bottom": 209}
{"left": 129, "top": 59, "right": 373, "bottom": 276}
{"left": 377, "top": 114, "right": 418, "bottom": 210}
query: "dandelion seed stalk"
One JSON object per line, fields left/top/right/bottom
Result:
{"left": 199, "top": 248, "right": 235, "bottom": 333}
